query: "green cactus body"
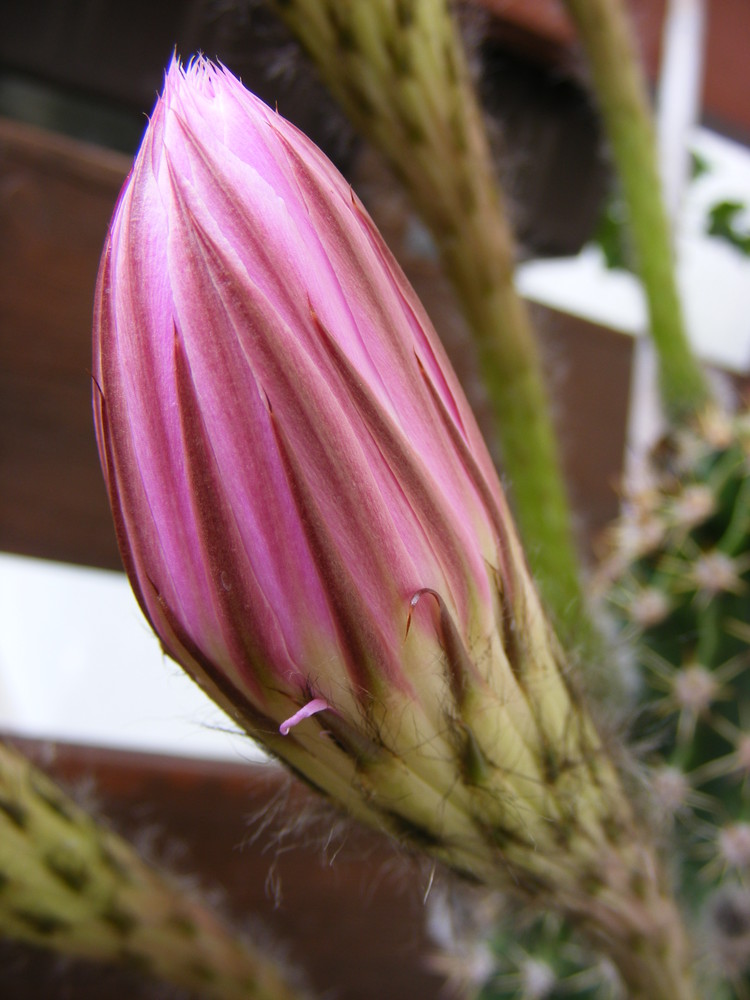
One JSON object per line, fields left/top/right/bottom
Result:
{"left": 472, "top": 408, "right": 750, "bottom": 999}
{"left": 603, "top": 408, "right": 750, "bottom": 998}
{"left": 476, "top": 913, "right": 622, "bottom": 1000}
{"left": 0, "top": 741, "right": 306, "bottom": 1000}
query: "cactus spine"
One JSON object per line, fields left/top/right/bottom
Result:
{"left": 602, "top": 407, "right": 750, "bottom": 998}
{"left": 472, "top": 407, "right": 750, "bottom": 998}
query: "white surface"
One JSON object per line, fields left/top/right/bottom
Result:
{"left": 0, "top": 552, "right": 265, "bottom": 761}
{"left": 518, "top": 127, "right": 750, "bottom": 374}
{"left": 657, "top": 0, "right": 707, "bottom": 221}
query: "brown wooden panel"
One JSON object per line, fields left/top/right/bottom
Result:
{"left": 0, "top": 734, "right": 446, "bottom": 1000}
{"left": 0, "top": 367, "right": 116, "bottom": 567}
{"left": 0, "top": 118, "right": 128, "bottom": 569}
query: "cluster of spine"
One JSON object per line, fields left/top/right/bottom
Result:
{"left": 0, "top": 740, "right": 305, "bottom": 1000}
{"left": 473, "top": 407, "right": 750, "bottom": 998}
{"left": 476, "top": 913, "right": 621, "bottom": 1000}
{"left": 603, "top": 406, "right": 750, "bottom": 999}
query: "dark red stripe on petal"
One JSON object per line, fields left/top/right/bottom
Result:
{"left": 416, "top": 355, "right": 520, "bottom": 605}
{"left": 92, "top": 382, "right": 152, "bottom": 625}
{"left": 414, "top": 356, "right": 537, "bottom": 686}
{"left": 172, "top": 323, "right": 282, "bottom": 702}
{"left": 143, "top": 572, "right": 281, "bottom": 742}
{"left": 407, "top": 588, "right": 478, "bottom": 708}
{"left": 268, "top": 404, "right": 410, "bottom": 707}
{"left": 92, "top": 249, "right": 180, "bottom": 640}
{"left": 307, "top": 305, "right": 475, "bottom": 613}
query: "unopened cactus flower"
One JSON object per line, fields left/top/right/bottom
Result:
{"left": 93, "top": 58, "right": 694, "bottom": 999}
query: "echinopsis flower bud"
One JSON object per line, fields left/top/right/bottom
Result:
{"left": 93, "top": 58, "right": 693, "bottom": 997}
{"left": 93, "top": 56, "right": 527, "bottom": 832}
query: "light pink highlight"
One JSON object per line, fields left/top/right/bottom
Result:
{"left": 279, "top": 698, "right": 331, "bottom": 736}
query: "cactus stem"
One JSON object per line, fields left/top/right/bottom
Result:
{"left": 562, "top": 0, "right": 712, "bottom": 422}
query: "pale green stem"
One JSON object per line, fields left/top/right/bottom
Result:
{"left": 0, "top": 741, "right": 307, "bottom": 1000}
{"left": 563, "top": 0, "right": 712, "bottom": 422}
{"left": 273, "top": 0, "right": 592, "bottom": 646}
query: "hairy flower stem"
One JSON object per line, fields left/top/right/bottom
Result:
{"left": 0, "top": 741, "right": 305, "bottom": 1000}
{"left": 469, "top": 771, "right": 695, "bottom": 1000}
{"left": 273, "top": 0, "right": 589, "bottom": 645}
{"left": 194, "top": 568, "right": 696, "bottom": 999}
{"left": 562, "top": 0, "right": 711, "bottom": 423}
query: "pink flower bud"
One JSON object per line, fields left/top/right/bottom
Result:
{"left": 93, "top": 58, "right": 561, "bottom": 854}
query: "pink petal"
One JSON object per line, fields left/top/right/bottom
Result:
{"left": 279, "top": 698, "right": 330, "bottom": 736}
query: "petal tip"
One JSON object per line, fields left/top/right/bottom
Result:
{"left": 279, "top": 697, "right": 330, "bottom": 735}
